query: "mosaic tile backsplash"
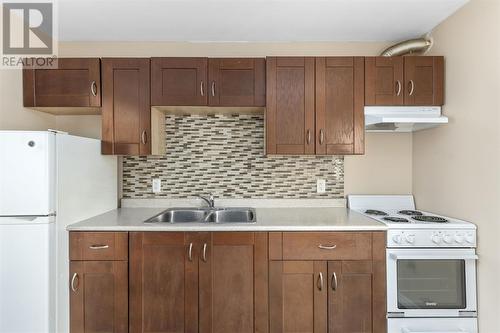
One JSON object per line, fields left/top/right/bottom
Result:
{"left": 122, "top": 114, "right": 344, "bottom": 199}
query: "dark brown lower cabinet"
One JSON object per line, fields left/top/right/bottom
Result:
{"left": 269, "top": 232, "right": 386, "bottom": 333}
{"left": 129, "top": 232, "right": 269, "bottom": 333}
{"left": 69, "top": 261, "right": 128, "bottom": 333}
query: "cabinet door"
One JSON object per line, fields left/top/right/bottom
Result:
{"left": 101, "top": 58, "right": 151, "bottom": 155}
{"left": 365, "top": 57, "right": 404, "bottom": 106}
{"left": 23, "top": 58, "right": 101, "bottom": 107}
{"left": 316, "top": 57, "right": 365, "bottom": 155}
{"left": 151, "top": 57, "right": 207, "bottom": 106}
{"left": 269, "top": 261, "right": 327, "bottom": 333}
{"left": 404, "top": 56, "right": 444, "bottom": 106}
{"left": 129, "top": 232, "right": 199, "bottom": 333}
{"left": 266, "top": 57, "right": 315, "bottom": 155}
{"left": 69, "top": 261, "right": 128, "bottom": 333}
{"left": 328, "top": 261, "right": 380, "bottom": 333}
{"left": 199, "top": 232, "right": 268, "bottom": 333}
{"left": 208, "top": 58, "right": 265, "bottom": 106}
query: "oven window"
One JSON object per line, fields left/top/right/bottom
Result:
{"left": 397, "top": 259, "right": 466, "bottom": 309}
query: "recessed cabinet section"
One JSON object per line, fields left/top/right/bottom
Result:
{"left": 23, "top": 58, "right": 101, "bottom": 111}
{"left": 129, "top": 232, "right": 269, "bottom": 333}
{"left": 208, "top": 58, "right": 266, "bottom": 106}
{"left": 151, "top": 57, "right": 266, "bottom": 107}
{"left": 365, "top": 56, "right": 444, "bottom": 106}
{"left": 266, "top": 57, "right": 364, "bottom": 155}
{"left": 101, "top": 58, "right": 151, "bottom": 155}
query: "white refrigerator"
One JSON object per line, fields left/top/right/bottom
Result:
{"left": 0, "top": 131, "right": 117, "bottom": 333}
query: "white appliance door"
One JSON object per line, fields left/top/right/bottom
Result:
{"left": 0, "top": 131, "right": 56, "bottom": 216}
{"left": 388, "top": 317, "right": 478, "bottom": 333}
{"left": 387, "top": 248, "right": 477, "bottom": 318}
{"left": 0, "top": 216, "right": 55, "bottom": 333}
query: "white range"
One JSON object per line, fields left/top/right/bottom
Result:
{"left": 348, "top": 195, "right": 478, "bottom": 333}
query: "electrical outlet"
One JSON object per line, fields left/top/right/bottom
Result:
{"left": 152, "top": 178, "right": 162, "bottom": 193}
{"left": 317, "top": 179, "right": 326, "bottom": 193}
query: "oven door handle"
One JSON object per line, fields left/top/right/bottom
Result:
{"left": 390, "top": 253, "right": 478, "bottom": 260}
{"left": 402, "top": 328, "right": 468, "bottom": 333}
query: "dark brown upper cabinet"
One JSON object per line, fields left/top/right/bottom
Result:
{"left": 404, "top": 56, "right": 444, "bottom": 106}
{"left": 266, "top": 57, "right": 316, "bottom": 155}
{"left": 316, "top": 57, "right": 365, "bottom": 155}
{"left": 151, "top": 57, "right": 266, "bottom": 107}
{"left": 208, "top": 58, "right": 265, "bottom": 106}
{"left": 266, "top": 57, "right": 364, "bottom": 156}
{"left": 365, "top": 56, "right": 444, "bottom": 106}
{"left": 151, "top": 57, "right": 208, "bottom": 106}
{"left": 23, "top": 58, "right": 101, "bottom": 109}
{"left": 101, "top": 58, "right": 151, "bottom": 155}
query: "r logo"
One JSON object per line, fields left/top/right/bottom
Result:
{"left": 2, "top": 2, "right": 53, "bottom": 54}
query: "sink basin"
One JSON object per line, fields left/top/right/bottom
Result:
{"left": 145, "top": 207, "right": 256, "bottom": 224}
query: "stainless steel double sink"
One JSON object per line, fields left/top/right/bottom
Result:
{"left": 145, "top": 207, "right": 256, "bottom": 224}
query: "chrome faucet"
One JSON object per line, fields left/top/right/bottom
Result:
{"left": 196, "top": 193, "right": 215, "bottom": 208}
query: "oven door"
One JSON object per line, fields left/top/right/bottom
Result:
{"left": 387, "top": 248, "right": 477, "bottom": 317}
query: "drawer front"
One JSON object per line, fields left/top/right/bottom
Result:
{"left": 282, "top": 232, "right": 372, "bottom": 260}
{"left": 70, "top": 232, "right": 128, "bottom": 261}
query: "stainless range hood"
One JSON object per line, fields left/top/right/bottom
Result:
{"left": 365, "top": 106, "right": 448, "bottom": 132}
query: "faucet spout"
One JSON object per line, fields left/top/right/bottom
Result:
{"left": 196, "top": 193, "right": 215, "bottom": 208}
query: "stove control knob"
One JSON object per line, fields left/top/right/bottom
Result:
{"left": 405, "top": 234, "right": 416, "bottom": 244}
{"left": 392, "top": 234, "right": 402, "bottom": 244}
{"left": 443, "top": 233, "right": 453, "bottom": 244}
{"left": 465, "top": 233, "right": 475, "bottom": 244}
{"left": 455, "top": 233, "right": 465, "bottom": 244}
{"left": 431, "top": 233, "right": 442, "bottom": 244}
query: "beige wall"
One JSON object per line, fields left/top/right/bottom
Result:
{"left": 413, "top": 0, "right": 500, "bottom": 331}
{"left": 345, "top": 133, "right": 413, "bottom": 195}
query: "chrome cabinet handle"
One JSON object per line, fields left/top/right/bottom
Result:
{"left": 200, "top": 80, "right": 205, "bottom": 96}
{"left": 331, "top": 272, "right": 338, "bottom": 291}
{"left": 202, "top": 243, "right": 208, "bottom": 262}
{"left": 70, "top": 273, "right": 79, "bottom": 292}
{"left": 317, "top": 272, "right": 324, "bottom": 291}
{"left": 408, "top": 80, "right": 415, "bottom": 96}
{"left": 211, "top": 81, "right": 216, "bottom": 97}
{"left": 306, "top": 129, "right": 311, "bottom": 145}
{"left": 89, "top": 244, "right": 109, "bottom": 250}
{"left": 141, "top": 130, "right": 147, "bottom": 144}
{"left": 319, "top": 129, "right": 325, "bottom": 145}
{"left": 90, "top": 81, "right": 97, "bottom": 96}
{"left": 188, "top": 243, "right": 193, "bottom": 262}
{"left": 395, "top": 80, "right": 402, "bottom": 96}
{"left": 318, "top": 244, "right": 337, "bottom": 250}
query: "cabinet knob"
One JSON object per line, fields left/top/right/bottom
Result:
{"left": 141, "top": 130, "right": 148, "bottom": 145}
{"left": 188, "top": 242, "right": 193, "bottom": 261}
{"left": 306, "top": 129, "right": 311, "bottom": 145}
{"left": 202, "top": 243, "right": 208, "bottom": 262}
{"left": 211, "top": 81, "right": 216, "bottom": 97}
{"left": 319, "top": 129, "right": 325, "bottom": 145}
{"left": 395, "top": 80, "right": 402, "bottom": 96}
{"left": 200, "top": 80, "right": 205, "bottom": 97}
{"left": 408, "top": 80, "right": 415, "bottom": 96}
{"left": 90, "top": 80, "right": 97, "bottom": 96}
{"left": 331, "top": 272, "right": 338, "bottom": 291}
{"left": 70, "top": 273, "right": 79, "bottom": 292}
{"left": 317, "top": 272, "right": 324, "bottom": 291}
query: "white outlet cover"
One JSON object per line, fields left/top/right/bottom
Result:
{"left": 152, "top": 178, "right": 162, "bottom": 193}
{"left": 317, "top": 179, "right": 326, "bottom": 194}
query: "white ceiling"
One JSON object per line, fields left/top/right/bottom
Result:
{"left": 58, "top": 0, "right": 468, "bottom": 42}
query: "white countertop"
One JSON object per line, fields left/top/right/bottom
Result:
{"left": 67, "top": 207, "right": 386, "bottom": 232}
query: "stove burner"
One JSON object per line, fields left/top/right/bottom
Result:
{"left": 412, "top": 215, "right": 448, "bottom": 223}
{"left": 398, "top": 210, "right": 423, "bottom": 216}
{"left": 365, "top": 209, "right": 388, "bottom": 216}
{"left": 383, "top": 216, "right": 409, "bottom": 223}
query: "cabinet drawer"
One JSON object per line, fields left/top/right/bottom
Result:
{"left": 70, "top": 232, "right": 128, "bottom": 261}
{"left": 282, "top": 232, "right": 372, "bottom": 260}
